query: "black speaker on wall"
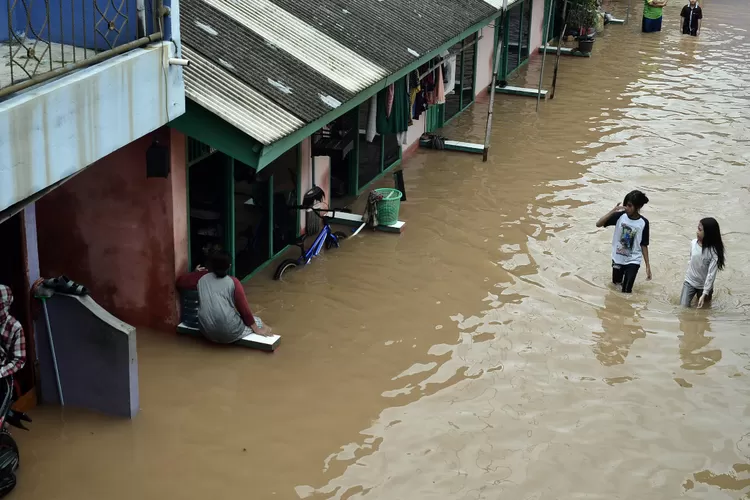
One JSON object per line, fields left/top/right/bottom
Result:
{"left": 146, "top": 139, "right": 170, "bottom": 178}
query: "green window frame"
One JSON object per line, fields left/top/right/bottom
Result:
{"left": 427, "top": 31, "right": 480, "bottom": 132}
{"left": 185, "top": 138, "right": 302, "bottom": 282}
{"left": 496, "top": 0, "right": 534, "bottom": 81}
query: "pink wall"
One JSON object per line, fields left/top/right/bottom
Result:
{"left": 404, "top": 113, "right": 426, "bottom": 156}
{"left": 529, "top": 0, "right": 547, "bottom": 54}
{"left": 298, "top": 138, "right": 331, "bottom": 234}
{"left": 36, "top": 128, "right": 188, "bottom": 332}
{"left": 170, "top": 129, "right": 188, "bottom": 317}
{"left": 475, "top": 25, "right": 497, "bottom": 96}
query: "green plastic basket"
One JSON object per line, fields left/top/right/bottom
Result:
{"left": 374, "top": 188, "right": 402, "bottom": 226}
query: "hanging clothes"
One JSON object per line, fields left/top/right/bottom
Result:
{"left": 377, "top": 77, "right": 409, "bottom": 134}
{"left": 436, "top": 65, "right": 446, "bottom": 105}
{"left": 366, "top": 95, "right": 377, "bottom": 143}
{"left": 385, "top": 84, "right": 395, "bottom": 117}
{"left": 423, "top": 64, "right": 436, "bottom": 106}
{"left": 443, "top": 50, "right": 457, "bottom": 95}
{"left": 413, "top": 88, "right": 427, "bottom": 120}
{"left": 409, "top": 70, "right": 421, "bottom": 120}
{"left": 406, "top": 75, "right": 412, "bottom": 127}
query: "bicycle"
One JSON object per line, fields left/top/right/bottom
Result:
{"left": 273, "top": 186, "right": 348, "bottom": 280}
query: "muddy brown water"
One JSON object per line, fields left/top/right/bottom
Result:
{"left": 14, "top": 1, "right": 750, "bottom": 498}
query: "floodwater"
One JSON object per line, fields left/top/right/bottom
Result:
{"left": 14, "top": 0, "right": 750, "bottom": 498}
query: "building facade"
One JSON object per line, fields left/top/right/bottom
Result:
{"left": 0, "top": 0, "right": 186, "bottom": 407}
{"left": 2, "top": 0, "right": 553, "bottom": 413}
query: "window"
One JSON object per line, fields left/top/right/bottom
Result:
{"left": 233, "top": 161, "right": 270, "bottom": 279}
{"left": 187, "top": 140, "right": 301, "bottom": 280}
{"left": 506, "top": 4, "right": 523, "bottom": 74}
{"left": 444, "top": 32, "right": 478, "bottom": 124}
{"left": 358, "top": 104, "right": 383, "bottom": 190}
{"left": 498, "top": 0, "right": 534, "bottom": 79}
{"left": 189, "top": 152, "right": 233, "bottom": 271}
{"left": 521, "top": 0, "right": 533, "bottom": 60}
{"left": 444, "top": 41, "right": 463, "bottom": 122}
{"left": 461, "top": 33, "right": 478, "bottom": 110}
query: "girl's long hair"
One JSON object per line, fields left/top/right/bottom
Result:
{"left": 701, "top": 217, "right": 726, "bottom": 270}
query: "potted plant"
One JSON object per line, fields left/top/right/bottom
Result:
{"left": 567, "top": 0, "right": 599, "bottom": 53}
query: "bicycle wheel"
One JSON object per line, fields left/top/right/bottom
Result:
{"left": 274, "top": 259, "right": 299, "bottom": 280}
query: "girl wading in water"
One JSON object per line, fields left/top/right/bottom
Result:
{"left": 681, "top": 217, "right": 725, "bottom": 308}
{"left": 596, "top": 190, "right": 652, "bottom": 293}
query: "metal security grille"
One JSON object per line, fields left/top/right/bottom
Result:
{"left": 1, "top": 0, "right": 161, "bottom": 97}
{"left": 187, "top": 137, "right": 217, "bottom": 167}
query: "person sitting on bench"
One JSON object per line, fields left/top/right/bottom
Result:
{"left": 176, "top": 251, "right": 272, "bottom": 342}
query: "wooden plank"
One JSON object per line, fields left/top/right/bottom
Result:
{"left": 495, "top": 85, "right": 549, "bottom": 98}
{"left": 324, "top": 211, "right": 405, "bottom": 234}
{"left": 177, "top": 323, "right": 281, "bottom": 352}
{"left": 419, "top": 138, "right": 484, "bottom": 154}
{"left": 537, "top": 45, "right": 592, "bottom": 57}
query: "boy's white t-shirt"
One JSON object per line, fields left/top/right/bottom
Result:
{"left": 604, "top": 212, "right": 650, "bottom": 266}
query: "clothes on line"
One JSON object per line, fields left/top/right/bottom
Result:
{"left": 366, "top": 95, "right": 377, "bottom": 142}
{"left": 376, "top": 77, "right": 409, "bottom": 135}
{"left": 442, "top": 50, "right": 457, "bottom": 96}
{"left": 436, "top": 65, "right": 446, "bottom": 105}
{"left": 364, "top": 57, "right": 453, "bottom": 139}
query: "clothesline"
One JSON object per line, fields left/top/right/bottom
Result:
{"left": 416, "top": 35, "right": 483, "bottom": 81}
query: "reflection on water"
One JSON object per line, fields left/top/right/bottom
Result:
{"left": 678, "top": 310, "right": 721, "bottom": 372}
{"left": 594, "top": 291, "right": 647, "bottom": 367}
{"left": 14, "top": 0, "right": 750, "bottom": 499}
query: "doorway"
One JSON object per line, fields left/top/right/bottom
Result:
{"left": 0, "top": 213, "right": 36, "bottom": 406}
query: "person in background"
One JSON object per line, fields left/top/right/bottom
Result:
{"left": 643, "top": 0, "right": 668, "bottom": 33}
{"left": 596, "top": 190, "right": 653, "bottom": 293}
{"left": 680, "top": 0, "right": 703, "bottom": 36}
{"left": 176, "top": 251, "right": 272, "bottom": 342}
{"left": 0, "top": 285, "right": 26, "bottom": 379}
{"left": 680, "top": 217, "right": 725, "bottom": 308}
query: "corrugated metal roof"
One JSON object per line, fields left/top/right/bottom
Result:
{"left": 182, "top": 46, "right": 305, "bottom": 145}
{"left": 182, "top": 1, "right": 355, "bottom": 123}
{"left": 181, "top": 0, "right": 500, "bottom": 148}
{"left": 201, "top": 0, "right": 387, "bottom": 94}
{"left": 269, "top": 0, "right": 498, "bottom": 73}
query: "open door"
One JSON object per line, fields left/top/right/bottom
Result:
{"left": 0, "top": 213, "right": 37, "bottom": 411}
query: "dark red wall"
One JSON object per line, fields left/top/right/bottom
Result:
{"left": 36, "top": 128, "right": 187, "bottom": 332}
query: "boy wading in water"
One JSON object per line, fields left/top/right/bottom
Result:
{"left": 680, "top": 0, "right": 702, "bottom": 36}
{"left": 596, "top": 190, "right": 653, "bottom": 293}
{"left": 643, "top": 0, "right": 668, "bottom": 33}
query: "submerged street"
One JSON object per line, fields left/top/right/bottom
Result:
{"left": 14, "top": 0, "right": 750, "bottom": 498}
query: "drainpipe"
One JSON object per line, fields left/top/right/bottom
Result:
{"left": 136, "top": 0, "right": 147, "bottom": 37}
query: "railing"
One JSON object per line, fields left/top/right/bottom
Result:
{"left": 1, "top": 0, "right": 163, "bottom": 97}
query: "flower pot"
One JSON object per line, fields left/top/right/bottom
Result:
{"left": 577, "top": 39, "right": 595, "bottom": 53}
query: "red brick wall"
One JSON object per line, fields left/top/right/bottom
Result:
{"left": 36, "top": 128, "right": 187, "bottom": 332}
